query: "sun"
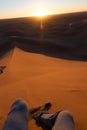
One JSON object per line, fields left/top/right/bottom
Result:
{"left": 35, "top": 9, "right": 48, "bottom": 17}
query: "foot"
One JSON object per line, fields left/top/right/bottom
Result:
{"left": 30, "top": 103, "right": 51, "bottom": 119}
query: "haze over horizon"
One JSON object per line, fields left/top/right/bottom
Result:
{"left": 0, "top": 0, "right": 87, "bottom": 19}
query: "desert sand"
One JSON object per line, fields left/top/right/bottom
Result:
{"left": 0, "top": 12, "right": 87, "bottom": 130}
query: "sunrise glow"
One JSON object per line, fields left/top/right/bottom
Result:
{"left": 35, "top": 9, "right": 48, "bottom": 17}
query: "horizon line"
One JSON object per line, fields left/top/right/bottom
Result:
{"left": 0, "top": 10, "right": 87, "bottom": 20}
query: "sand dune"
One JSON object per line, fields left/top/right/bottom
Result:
{"left": 0, "top": 48, "right": 87, "bottom": 130}
{"left": 0, "top": 12, "right": 87, "bottom": 130}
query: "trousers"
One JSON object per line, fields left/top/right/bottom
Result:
{"left": 3, "top": 99, "right": 76, "bottom": 130}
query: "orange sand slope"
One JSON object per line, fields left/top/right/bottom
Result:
{"left": 0, "top": 48, "right": 87, "bottom": 130}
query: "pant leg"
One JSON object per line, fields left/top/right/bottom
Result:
{"left": 3, "top": 99, "right": 29, "bottom": 130}
{"left": 52, "top": 111, "right": 76, "bottom": 130}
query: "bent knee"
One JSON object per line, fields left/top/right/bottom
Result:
{"left": 58, "top": 110, "right": 74, "bottom": 121}
{"left": 11, "top": 99, "right": 28, "bottom": 111}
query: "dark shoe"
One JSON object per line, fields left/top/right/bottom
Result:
{"left": 31, "top": 103, "right": 51, "bottom": 119}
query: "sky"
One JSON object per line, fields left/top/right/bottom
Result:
{"left": 0, "top": 0, "right": 87, "bottom": 19}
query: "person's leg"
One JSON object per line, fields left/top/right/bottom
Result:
{"left": 3, "top": 99, "right": 29, "bottom": 130}
{"left": 52, "top": 111, "right": 76, "bottom": 130}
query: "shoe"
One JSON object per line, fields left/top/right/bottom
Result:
{"left": 31, "top": 102, "right": 51, "bottom": 119}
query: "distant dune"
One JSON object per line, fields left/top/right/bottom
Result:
{"left": 0, "top": 11, "right": 87, "bottom": 60}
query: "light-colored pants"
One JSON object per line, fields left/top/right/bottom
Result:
{"left": 3, "top": 99, "right": 76, "bottom": 130}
